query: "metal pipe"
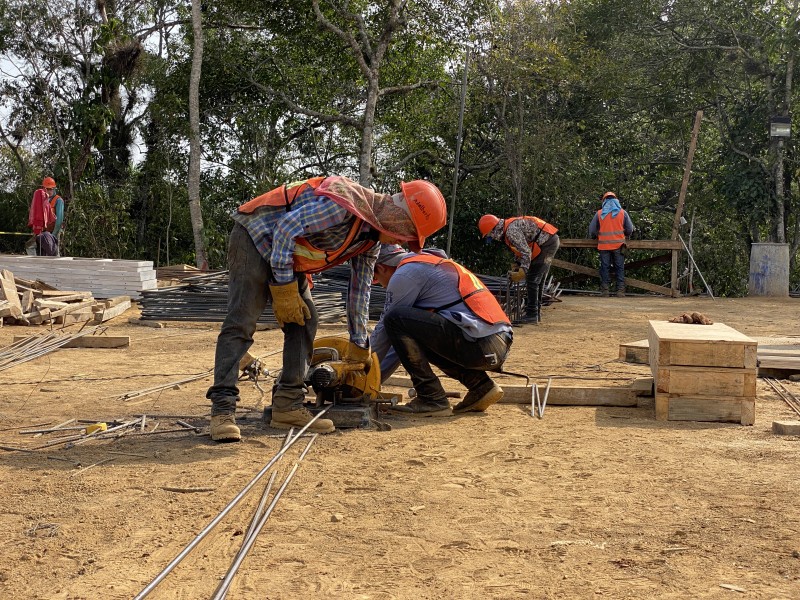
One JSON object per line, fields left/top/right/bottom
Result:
{"left": 133, "top": 407, "right": 330, "bottom": 599}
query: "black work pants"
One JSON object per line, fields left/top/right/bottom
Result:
{"left": 382, "top": 305, "right": 512, "bottom": 402}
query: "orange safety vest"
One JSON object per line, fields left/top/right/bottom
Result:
{"left": 596, "top": 210, "right": 626, "bottom": 250}
{"left": 398, "top": 254, "right": 511, "bottom": 326}
{"left": 238, "top": 177, "right": 377, "bottom": 274}
{"left": 503, "top": 216, "right": 557, "bottom": 260}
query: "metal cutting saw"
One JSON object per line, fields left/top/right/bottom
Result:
{"left": 301, "top": 336, "right": 398, "bottom": 429}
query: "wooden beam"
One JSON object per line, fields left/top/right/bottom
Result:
{"left": 383, "top": 375, "right": 652, "bottom": 407}
{"left": 559, "top": 239, "right": 683, "bottom": 250}
{"left": 13, "top": 335, "right": 130, "bottom": 349}
{"left": 672, "top": 110, "right": 704, "bottom": 239}
{"left": 551, "top": 258, "right": 674, "bottom": 296}
{"left": 671, "top": 110, "right": 704, "bottom": 295}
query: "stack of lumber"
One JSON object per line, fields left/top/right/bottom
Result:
{"left": 0, "top": 255, "right": 156, "bottom": 298}
{"left": 648, "top": 320, "right": 757, "bottom": 424}
{"left": 0, "top": 269, "right": 131, "bottom": 326}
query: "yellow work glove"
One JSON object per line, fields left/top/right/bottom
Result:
{"left": 343, "top": 342, "right": 373, "bottom": 370}
{"left": 269, "top": 281, "right": 311, "bottom": 327}
{"left": 508, "top": 267, "right": 526, "bottom": 283}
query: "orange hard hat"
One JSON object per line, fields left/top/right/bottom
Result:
{"left": 478, "top": 214, "right": 501, "bottom": 238}
{"left": 399, "top": 180, "right": 447, "bottom": 251}
{"left": 42, "top": 177, "right": 56, "bottom": 188}
{"left": 602, "top": 191, "right": 616, "bottom": 201}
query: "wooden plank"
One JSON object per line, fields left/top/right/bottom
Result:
{"left": 383, "top": 376, "right": 641, "bottom": 406}
{"left": 13, "top": 335, "right": 130, "bottom": 348}
{"left": 47, "top": 299, "right": 97, "bottom": 319}
{"left": 58, "top": 311, "right": 94, "bottom": 326}
{"left": 551, "top": 258, "right": 674, "bottom": 296}
{"left": 20, "top": 289, "right": 34, "bottom": 313}
{"left": 648, "top": 320, "right": 757, "bottom": 370}
{"left": 757, "top": 356, "right": 800, "bottom": 370}
{"left": 93, "top": 300, "right": 132, "bottom": 323}
{"left": 654, "top": 366, "right": 757, "bottom": 397}
{"left": 0, "top": 274, "right": 23, "bottom": 318}
{"left": 656, "top": 393, "right": 754, "bottom": 425}
{"left": 619, "top": 339, "right": 649, "bottom": 364}
{"left": 498, "top": 385, "right": 639, "bottom": 406}
{"left": 559, "top": 239, "right": 684, "bottom": 250}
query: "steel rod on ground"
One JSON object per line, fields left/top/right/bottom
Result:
{"left": 133, "top": 407, "right": 330, "bottom": 600}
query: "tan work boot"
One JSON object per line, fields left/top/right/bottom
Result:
{"left": 210, "top": 413, "right": 241, "bottom": 443}
{"left": 271, "top": 407, "right": 336, "bottom": 433}
{"left": 453, "top": 381, "right": 504, "bottom": 413}
{"left": 616, "top": 286, "right": 626, "bottom": 297}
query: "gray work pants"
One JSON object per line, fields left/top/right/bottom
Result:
{"left": 206, "top": 223, "right": 319, "bottom": 415}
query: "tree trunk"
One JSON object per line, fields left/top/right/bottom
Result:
{"left": 358, "top": 75, "right": 380, "bottom": 187}
{"left": 188, "top": 0, "right": 209, "bottom": 270}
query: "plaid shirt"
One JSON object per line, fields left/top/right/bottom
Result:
{"left": 233, "top": 185, "right": 378, "bottom": 346}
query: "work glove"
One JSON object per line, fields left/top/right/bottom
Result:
{"left": 508, "top": 266, "right": 527, "bottom": 283}
{"left": 269, "top": 280, "right": 311, "bottom": 327}
{"left": 343, "top": 342, "right": 373, "bottom": 370}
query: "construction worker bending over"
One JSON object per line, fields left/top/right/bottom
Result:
{"left": 207, "top": 177, "right": 447, "bottom": 442}
{"left": 588, "top": 191, "right": 635, "bottom": 297}
{"left": 478, "top": 214, "right": 560, "bottom": 324}
{"left": 369, "top": 244, "right": 512, "bottom": 416}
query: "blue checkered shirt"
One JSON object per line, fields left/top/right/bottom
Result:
{"left": 233, "top": 185, "right": 378, "bottom": 347}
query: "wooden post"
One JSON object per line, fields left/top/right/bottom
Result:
{"left": 670, "top": 110, "right": 703, "bottom": 296}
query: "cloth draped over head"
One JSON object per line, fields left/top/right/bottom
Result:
{"left": 600, "top": 195, "right": 622, "bottom": 219}
{"left": 315, "top": 176, "right": 418, "bottom": 243}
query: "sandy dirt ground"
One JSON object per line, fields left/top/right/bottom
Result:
{"left": 0, "top": 294, "right": 799, "bottom": 600}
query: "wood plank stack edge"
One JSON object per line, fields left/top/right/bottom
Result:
{"left": 648, "top": 320, "right": 756, "bottom": 425}
{"left": 0, "top": 254, "right": 156, "bottom": 299}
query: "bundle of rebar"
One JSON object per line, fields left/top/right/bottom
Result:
{"left": 0, "top": 326, "right": 105, "bottom": 372}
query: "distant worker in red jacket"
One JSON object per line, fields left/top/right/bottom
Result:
{"left": 27, "top": 177, "right": 60, "bottom": 256}
{"left": 478, "top": 213, "right": 560, "bottom": 325}
{"left": 588, "top": 191, "right": 635, "bottom": 297}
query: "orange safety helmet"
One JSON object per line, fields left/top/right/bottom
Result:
{"left": 478, "top": 214, "right": 501, "bottom": 238}
{"left": 601, "top": 191, "right": 616, "bottom": 201}
{"left": 399, "top": 180, "right": 447, "bottom": 251}
{"left": 42, "top": 177, "right": 56, "bottom": 188}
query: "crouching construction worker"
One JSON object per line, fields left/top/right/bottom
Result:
{"left": 369, "top": 244, "right": 513, "bottom": 416}
{"left": 478, "top": 214, "right": 560, "bottom": 324}
{"left": 207, "top": 176, "right": 447, "bottom": 442}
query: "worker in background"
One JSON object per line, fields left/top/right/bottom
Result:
{"left": 588, "top": 191, "right": 635, "bottom": 297}
{"left": 207, "top": 176, "right": 447, "bottom": 442}
{"left": 478, "top": 213, "right": 560, "bottom": 325}
{"left": 369, "top": 244, "right": 512, "bottom": 416}
{"left": 45, "top": 179, "right": 65, "bottom": 256}
{"left": 27, "top": 177, "right": 58, "bottom": 256}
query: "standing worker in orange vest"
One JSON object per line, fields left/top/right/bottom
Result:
{"left": 369, "top": 244, "right": 512, "bottom": 416}
{"left": 206, "top": 176, "right": 447, "bottom": 442}
{"left": 588, "top": 191, "right": 635, "bottom": 297}
{"left": 478, "top": 214, "right": 560, "bottom": 324}
{"left": 27, "top": 177, "right": 60, "bottom": 256}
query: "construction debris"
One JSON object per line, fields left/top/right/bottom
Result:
{"left": 0, "top": 268, "right": 131, "bottom": 327}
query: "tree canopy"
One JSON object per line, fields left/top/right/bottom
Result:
{"left": 1, "top": 0, "right": 797, "bottom": 296}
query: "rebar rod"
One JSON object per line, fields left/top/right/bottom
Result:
{"left": 764, "top": 377, "right": 800, "bottom": 417}
{"left": 213, "top": 434, "right": 317, "bottom": 600}
{"left": 133, "top": 406, "right": 330, "bottom": 600}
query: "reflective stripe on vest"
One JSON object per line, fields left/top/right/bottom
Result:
{"left": 398, "top": 254, "right": 511, "bottom": 325}
{"left": 237, "top": 176, "right": 374, "bottom": 274}
{"left": 49, "top": 195, "right": 62, "bottom": 211}
{"left": 596, "top": 210, "right": 626, "bottom": 250}
{"left": 503, "top": 216, "right": 557, "bottom": 260}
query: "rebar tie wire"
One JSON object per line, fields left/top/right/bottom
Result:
{"left": 133, "top": 406, "right": 331, "bottom": 600}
